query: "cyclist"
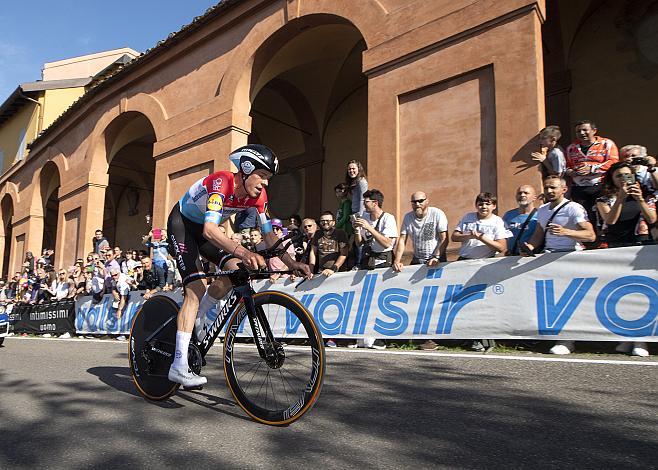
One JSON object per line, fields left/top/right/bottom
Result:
{"left": 166, "top": 144, "right": 312, "bottom": 387}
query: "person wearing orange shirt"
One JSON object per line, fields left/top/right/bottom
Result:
{"left": 565, "top": 120, "right": 619, "bottom": 230}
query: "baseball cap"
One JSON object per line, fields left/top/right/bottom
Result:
{"left": 271, "top": 218, "right": 283, "bottom": 228}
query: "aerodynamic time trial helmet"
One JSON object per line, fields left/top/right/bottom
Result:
{"left": 229, "top": 144, "right": 279, "bottom": 177}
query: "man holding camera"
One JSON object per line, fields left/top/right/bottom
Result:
{"left": 393, "top": 191, "right": 448, "bottom": 272}
{"left": 353, "top": 189, "right": 398, "bottom": 270}
{"left": 619, "top": 145, "right": 658, "bottom": 195}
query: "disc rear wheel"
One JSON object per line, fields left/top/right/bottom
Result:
{"left": 129, "top": 295, "right": 180, "bottom": 400}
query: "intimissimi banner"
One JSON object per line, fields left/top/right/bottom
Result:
{"left": 10, "top": 300, "right": 76, "bottom": 334}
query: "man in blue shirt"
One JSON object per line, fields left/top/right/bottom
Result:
{"left": 503, "top": 185, "right": 538, "bottom": 255}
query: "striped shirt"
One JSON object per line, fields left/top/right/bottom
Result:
{"left": 565, "top": 136, "right": 619, "bottom": 186}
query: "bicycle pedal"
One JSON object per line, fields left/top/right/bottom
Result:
{"left": 182, "top": 385, "right": 204, "bottom": 391}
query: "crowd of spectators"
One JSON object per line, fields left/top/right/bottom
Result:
{"left": 3, "top": 120, "right": 655, "bottom": 353}
{"left": 0, "top": 228, "right": 183, "bottom": 339}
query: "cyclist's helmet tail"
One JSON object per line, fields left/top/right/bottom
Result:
{"left": 229, "top": 144, "right": 279, "bottom": 177}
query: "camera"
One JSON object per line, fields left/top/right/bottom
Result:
{"left": 630, "top": 157, "right": 651, "bottom": 167}
{"left": 350, "top": 214, "right": 360, "bottom": 224}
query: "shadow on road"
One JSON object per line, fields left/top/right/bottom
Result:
{"left": 0, "top": 347, "right": 656, "bottom": 468}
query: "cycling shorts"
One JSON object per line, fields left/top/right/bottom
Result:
{"left": 167, "top": 203, "right": 233, "bottom": 286}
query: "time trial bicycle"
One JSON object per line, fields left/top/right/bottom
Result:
{"left": 129, "top": 236, "right": 325, "bottom": 426}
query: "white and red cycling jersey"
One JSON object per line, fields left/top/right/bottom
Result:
{"left": 178, "top": 171, "right": 273, "bottom": 234}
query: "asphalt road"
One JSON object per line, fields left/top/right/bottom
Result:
{"left": 1, "top": 337, "right": 657, "bottom": 469}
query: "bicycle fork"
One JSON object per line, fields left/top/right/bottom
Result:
{"left": 243, "top": 293, "right": 285, "bottom": 369}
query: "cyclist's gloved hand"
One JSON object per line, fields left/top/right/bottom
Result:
{"left": 241, "top": 251, "right": 267, "bottom": 270}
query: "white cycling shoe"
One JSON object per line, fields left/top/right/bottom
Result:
{"left": 168, "top": 365, "right": 207, "bottom": 388}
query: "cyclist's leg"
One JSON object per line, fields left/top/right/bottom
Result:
{"left": 166, "top": 204, "right": 209, "bottom": 387}
{"left": 195, "top": 243, "right": 239, "bottom": 320}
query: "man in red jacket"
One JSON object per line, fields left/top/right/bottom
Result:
{"left": 565, "top": 120, "right": 618, "bottom": 228}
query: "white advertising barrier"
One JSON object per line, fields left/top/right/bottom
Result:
{"left": 253, "top": 245, "right": 658, "bottom": 341}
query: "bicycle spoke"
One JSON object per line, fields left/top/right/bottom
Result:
{"left": 282, "top": 354, "right": 311, "bottom": 370}
{"left": 280, "top": 363, "right": 308, "bottom": 384}
{"left": 277, "top": 368, "right": 300, "bottom": 401}
{"left": 237, "top": 358, "right": 263, "bottom": 381}
{"left": 245, "top": 361, "right": 265, "bottom": 394}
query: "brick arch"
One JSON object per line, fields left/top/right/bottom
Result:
{"left": 29, "top": 160, "right": 62, "bottom": 218}
{"left": 0, "top": 181, "right": 20, "bottom": 207}
{"left": 123, "top": 93, "right": 168, "bottom": 138}
{"left": 27, "top": 148, "right": 67, "bottom": 217}
{"left": 223, "top": 6, "right": 380, "bottom": 126}
{"left": 85, "top": 94, "right": 166, "bottom": 174}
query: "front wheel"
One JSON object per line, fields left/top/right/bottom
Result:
{"left": 223, "top": 291, "right": 325, "bottom": 426}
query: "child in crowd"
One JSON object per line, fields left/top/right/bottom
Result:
{"left": 452, "top": 193, "right": 511, "bottom": 260}
{"left": 334, "top": 183, "right": 353, "bottom": 237}
{"left": 531, "top": 125, "right": 566, "bottom": 178}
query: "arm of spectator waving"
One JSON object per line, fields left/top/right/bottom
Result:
{"left": 393, "top": 232, "right": 408, "bottom": 272}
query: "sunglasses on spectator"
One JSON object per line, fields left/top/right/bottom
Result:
{"left": 411, "top": 198, "right": 427, "bottom": 204}
{"left": 303, "top": 224, "right": 314, "bottom": 228}
{"left": 273, "top": 226, "right": 282, "bottom": 231}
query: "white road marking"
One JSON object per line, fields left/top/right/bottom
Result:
{"left": 8, "top": 336, "right": 658, "bottom": 366}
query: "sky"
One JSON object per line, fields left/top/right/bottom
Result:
{"left": 0, "top": 0, "right": 221, "bottom": 103}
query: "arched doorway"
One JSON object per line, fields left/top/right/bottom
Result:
{"left": 248, "top": 17, "right": 367, "bottom": 219}
{"left": 0, "top": 194, "right": 13, "bottom": 278}
{"left": 39, "top": 161, "right": 61, "bottom": 263}
{"left": 543, "top": 0, "right": 658, "bottom": 150}
{"left": 102, "top": 112, "right": 156, "bottom": 252}
{"left": 568, "top": 1, "right": 658, "bottom": 150}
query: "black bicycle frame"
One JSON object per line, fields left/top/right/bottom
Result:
{"left": 193, "top": 279, "right": 277, "bottom": 361}
{"left": 195, "top": 283, "right": 247, "bottom": 356}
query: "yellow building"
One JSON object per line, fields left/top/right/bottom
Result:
{"left": 0, "top": 48, "right": 139, "bottom": 272}
{"left": 0, "top": 48, "right": 139, "bottom": 172}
